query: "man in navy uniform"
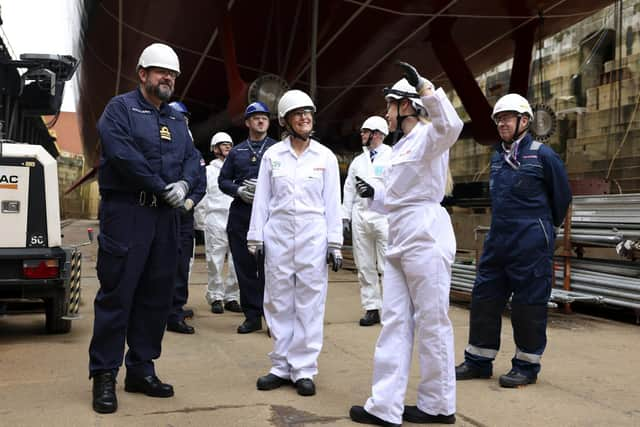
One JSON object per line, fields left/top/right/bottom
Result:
{"left": 166, "top": 101, "right": 206, "bottom": 334}
{"left": 89, "top": 43, "right": 203, "bottom": 414}
{"left": 455, "top": 93, "right": 571, "bottom": 388}
{"left": 219, "top": 102, "right": 277, "bottom": 334}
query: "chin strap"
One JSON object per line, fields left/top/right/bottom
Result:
{"left": 389, "top": 102, "right": 418, "bottom": 145}
{"left": 363, "top": 133, "right": 373, "bottom": 147}
{"left": 284, "top": 119, "right": 312, "bottom": 142}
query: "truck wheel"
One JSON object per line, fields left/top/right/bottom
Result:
{"left": 45, "top": 291, "right": 71, "bottom": 334}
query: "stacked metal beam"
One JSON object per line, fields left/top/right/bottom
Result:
{"left": 451, "top": 194, "right": 640, "bottom": 311}
{"left": 557, "top": 194, "right": 640, "bottom": 246}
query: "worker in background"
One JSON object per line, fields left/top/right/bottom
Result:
{"left": 248, "top": 89, "right": 343, "bottom": 397}
{"left": 89, "top": 43, "right": 202, "bottom": 414}
{"left": 455, "top": 93, "right": 572, "bottom": 388}
{"left": 166, "top": 101, "right": 206, "bottom": 334}
{"left": 342, "top": 115, "right": 391, "bottom": 327}
{"left": 219, "top": 102, "right": 278, "bottom": 333}
{"left": 350, "top": 62, "right": 463, "bottom": 426}
{"left": 196, "top": 132, "right": 241, "bottom": 314}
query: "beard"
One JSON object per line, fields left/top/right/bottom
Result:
{"left": 146, "top": 80, "right": 173, "bottom": 102}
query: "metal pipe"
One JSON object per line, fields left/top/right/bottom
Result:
{"left": 310, "top": 0, "right": 319, "bottom": 100}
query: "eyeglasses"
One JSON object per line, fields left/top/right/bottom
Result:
{"left": 290, "top": 108, "right": 314, "bottom": 119}
{"left": 149, "top": 67, "right": 178, "bottom": 79}
{"left": 493, "top": 113, "right": 519, "bottom": 125}
{"left": 360, "top": 129, "right": 381, "bottom": 135}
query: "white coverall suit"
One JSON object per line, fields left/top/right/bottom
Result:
{"left": 248, "top": 138, "right": 342, "bottom": 382}
{"left": 342, "top": 144, "right": 391, "bottom": 311}
{"left": 364, "top": 89, "right": 463, "bottom": 423}
{"left": 195, "top": 158, "right": 239, "bottom": 305}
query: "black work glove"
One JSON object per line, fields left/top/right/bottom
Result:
{"left": 342, "top": 218, "right": 351, "bottom": 234}
{"left": 355, "top": 176, "right": 374, "bottom": 199}
{"left": 397, "top": 61, "right": 433, "bottom": 92}
{"left": 247, "top": 240, "right": 264, "bottom": 263}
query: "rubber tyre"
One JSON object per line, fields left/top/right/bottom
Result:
{"left": 45, "top": 291, "right": 71, "bottom": 334}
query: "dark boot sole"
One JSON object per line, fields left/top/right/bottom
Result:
{"left": 124, "top": 384, "right": 174, "bottom": 397}
{"left": 499, "top": 377, "right": 537, "bottom": 388}
{"left": 456, "top": 373, "right": 492, "bottom": 380}
{"left": 93, "top": 402, "right": 117, "bottom": 414}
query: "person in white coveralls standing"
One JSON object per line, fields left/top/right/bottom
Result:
{"left": 195, "top": 132, "right": 241, "bottom": 314}
{"left": 247, "top": 89, "right": 343, "bottom": 397}
{"left": 342, "top": 116, "right": 391, "bottom": 327}
{"left": 349, "top": 62, "right": 463, "bottom": 426}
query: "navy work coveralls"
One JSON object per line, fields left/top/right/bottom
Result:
{"left": 168, "top": 144, "right": 206, "bottom": 325}
{"left": 464, "top": 133, "right": 571, "bottom": 378}
{"left": 89, "top": 88, "right": 201, "bottom": 378}
{"left": 218, "top": 136, "right": 277, "bottom": 323}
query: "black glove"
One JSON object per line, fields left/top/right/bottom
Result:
{"left": 342, "top": 218, "right": 351, "bottom": 234}
{"left": 327, "top": 245, "right": 343, "bottom": 272}
{"left": 355, "top": 176, "right": 374, "bottom": 199}
{"left": 248, "top": 240, "right": 264, "bottom": 263}
{"left": 397, "top": 61, "right": 433, "bottom": 92}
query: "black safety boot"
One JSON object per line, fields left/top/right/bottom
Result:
{"left": 237, "top": 318, "right": 262, "bottom": 334}
{"left": 295, "top": 378, "right": 316, "bottom": 396}
{"left": 124, "top": 374, "right": 174, "bottom": 397}
{"left": 92, "top": 371, "right": 117, "bottom": 414}
{"left": 256, "top": 373, "right": 292, "bottom": 390}
{"left": 211, "top": 300, "right": 224, "bottom": 314}
{"left": 224, "top": 300, "right": 242, "bottom": 312}
{"left": 455, "top": 362, "right": 492, "bottom": 380}
{"left": 403, "top": 406, "right": 456, "bottom": 424}
{"left": 499, "top": 369, "right": 536, "bottom": 388}
{"left": 167, "top": 319, "right": 195, "bottom": 334}
{"left": 359, "top": 309, "right": 380, "bottom": 326}
{"left": 349, "top": 406, "right": 401, "bottom": 426}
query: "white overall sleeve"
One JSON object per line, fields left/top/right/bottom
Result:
{"left": 324, "top": 153, "right": 344, "bottom": 246}
{"left": 418, "top": 88, "right": 464, "bottom": 161}
{"left": 247, "top": 153, "right": 272, "bottom": 243}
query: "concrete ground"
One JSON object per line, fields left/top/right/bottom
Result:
{"left": 0, "top": 219, "right": 638, "bottom": 427}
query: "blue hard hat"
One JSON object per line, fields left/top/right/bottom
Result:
{"left": 169, "top": 101, "right": 190, "bottom": 117}
{"left": 244, "top": 101, "right": 270, "bottom": 119}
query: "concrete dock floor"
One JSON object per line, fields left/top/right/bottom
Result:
{"left": 0, "top": 219, "right": 638, "bottom": 426}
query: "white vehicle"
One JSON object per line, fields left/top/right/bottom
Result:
{"left": 0, "top": 53, "right": 81, "bottom": 333}
{"left": 0, "top": 142, "right": 84, "bottom": 333}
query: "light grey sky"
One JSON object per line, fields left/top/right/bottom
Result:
{"left": 1, "top": 0, "right": 80, "bottom": 112}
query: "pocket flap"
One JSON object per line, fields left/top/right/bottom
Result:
{"left": 98, "top": 233, "right": 129, "bottom": 257}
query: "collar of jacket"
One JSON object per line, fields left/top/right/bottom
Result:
{"left": 496, "top": 132, "right": 532, "bottom": 155}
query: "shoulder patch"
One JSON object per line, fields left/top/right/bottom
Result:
{"left": 530, "top": 141, "right": 542, "bottom": 150}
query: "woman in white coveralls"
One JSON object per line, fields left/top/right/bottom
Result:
{"left": 195, "top": 132, "right": 241, "bottom": 314}
{"left": 349, "top": 62, "right": 463, "bottom": 426}
{"left": 247, "top": 89, "right": 343, "bottom": 397}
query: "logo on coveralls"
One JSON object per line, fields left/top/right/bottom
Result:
{"left": 159, "top": 126, "right": 172, "bottom": 141}
{"left": 0, "top": 174, "right": 18, "bottom": 189}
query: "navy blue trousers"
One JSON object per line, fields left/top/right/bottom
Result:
{"left": 168, "top": 211, "right": 194, "bottom": 324}
{"left": 227, "top": 215, "right": 264, "bottom": 323}
{"left": 89, "top": 198, "right": 178, "bottom": 377}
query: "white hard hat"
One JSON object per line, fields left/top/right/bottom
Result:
{"left": 137, "top": 43, "right": 180, "bottom": 75}
{"left": 383, "top": 78, "right": 426, "bottom": 116}
{"left": 492, "top": 93, "right": 533, "bottom": 120}
{"left": 277, "top": 89, "right": 315, "bottom": 126}
{"left": 210, "top": 132, "right": 233, "bottom": 149}
{"left": 361, "top": 116, "right": 389, "bottom": 136}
